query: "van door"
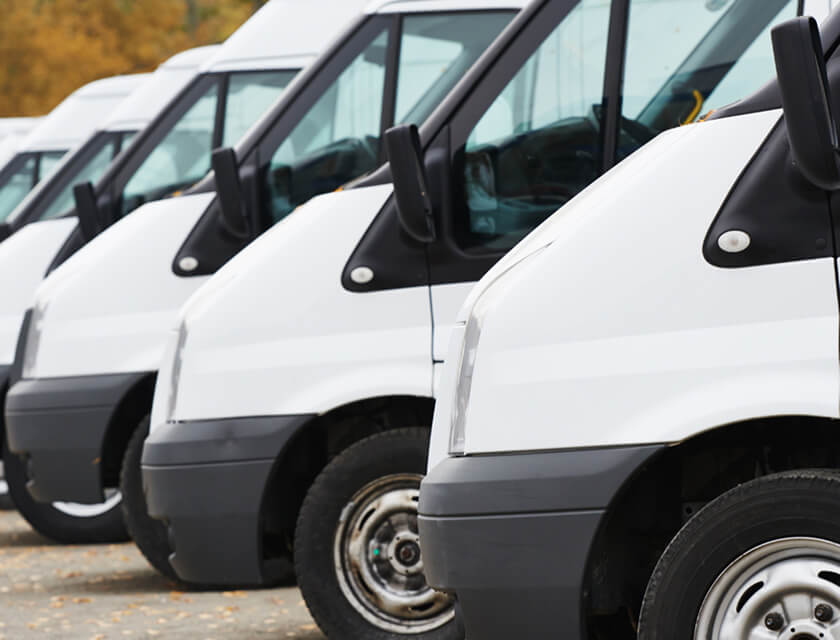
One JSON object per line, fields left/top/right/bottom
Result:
{"left": 426, "top": 0, "right": 801, "bottom": 361}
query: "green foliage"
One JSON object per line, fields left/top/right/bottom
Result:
{"left": 0, "top": 0, "right": 267, "bottom": 116}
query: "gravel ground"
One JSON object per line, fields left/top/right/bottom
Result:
{"left": 0, "top": 510, "right": 327, "bottom": 639}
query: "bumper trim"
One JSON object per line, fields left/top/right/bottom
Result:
{"left": 142, "top": 414, "right": 313, "bottom": 586}
{"left": 5, "top": 372, "right": 149, "bottom": 503}
{"left": 418, "top": 444, "right": 663, "bottom": 638}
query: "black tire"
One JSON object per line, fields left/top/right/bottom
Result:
{"left": 295, "top": 428, "right": 460, "bottom": 640}
{"left": 2, "top": 429, "right": 128, "bottom": 543}
{"left": 639, "top": 469, "right": 840, "bottom": 639}
{"left": 120, "top": 416, "right": 180, "bottom": 582}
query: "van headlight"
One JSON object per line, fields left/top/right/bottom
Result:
{"left": 21, "top": 302, "right": 47, "bottom": 379}
{"left": 449, "top": 298, "right": 491, "bottom": 455}
{"left": 165, "top": 321, "right": 189, "bottom": 422}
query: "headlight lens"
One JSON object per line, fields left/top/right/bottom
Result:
{"left": 165, "top": 321, "right": 189, "bottom": 422}
{"left": 21, "top": 302, "right": 47, "bottom": 379}
{"left": 449, "top": 301, "right": 488, "bottom": 455}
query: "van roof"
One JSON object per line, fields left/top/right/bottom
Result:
{"left": 202, "top": 0, "right": 371, "bottom": 72}
{"left": 0, "top": 117, "right": 41, "bottom": 137}
{"left": 105, "top": 45, "right": 220, "bottom": 132}
{"left": 21, "top": 73, "right": 150, "bottom": 152}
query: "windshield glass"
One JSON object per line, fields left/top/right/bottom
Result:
{"left": 0, "top": 150, "right": 67, "bottom": 223}
{"left": 38, "top": 131, "right": 136, "bottom": 221}
{"left": 121, "top": 70, "right": 297, "bottom": 217}
{"left": 264, "top": 11, "right": 514, "bottom": 224}
{"left": 458, "top": 0, "right": 799, "bottom": 251}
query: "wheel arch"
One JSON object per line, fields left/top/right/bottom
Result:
{"left": 99, "top": 372, "right": 157, "bottom": 489}
{"left": 584, "top": 413, "right": 840, "bottom": 638}
{"left": 258, "top": 394, "right": 435, "bottom": 564}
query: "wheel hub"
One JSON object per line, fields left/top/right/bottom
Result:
{"left": 695, "top": 537, "right": 840, "bottom": 640}
{"left": 334, "top": 473, "right": 454, "bottom": 634}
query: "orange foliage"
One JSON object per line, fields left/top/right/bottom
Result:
{"left": 0, "top": 0, "right": 266, "bottom": 116}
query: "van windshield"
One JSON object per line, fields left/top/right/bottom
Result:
{"left": 0, "top": 150, "right": 66, "bottom": 223}
{"left": 33, "top": 131, "right": 137, "bottom": 221}
{"left": 460, "top": 0, "right": 798, "bottom": 251}
{"left": 120, "top": 70, "right": 297, "bottom": 217}
{"left": 263, "top": 11, "right": 515, "bottom": 223}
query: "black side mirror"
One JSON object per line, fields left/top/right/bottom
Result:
{"left": 212, "top": 147, "right": 248, "bottom": 240}
{"left": 73, "top": 182, "right": 102, "bottom": 242}
{"left": 385, "top": 124, "right": 435, "bottom": 243}
{"left": 772, "top": 16, "right": 840, "bottom": 190}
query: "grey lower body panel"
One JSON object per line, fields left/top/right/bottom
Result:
{"left": 4, "top": 372, "right": 149, "bottom": 504}
{"left": 141, "top": 414, "right": 312, "bottom": 586}
{"left": 417, "top": 445, "right": 663, "bottom": 640}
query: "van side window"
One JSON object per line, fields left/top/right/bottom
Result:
{"left": 459, "top": 0, "right": 611, "bottom": 251}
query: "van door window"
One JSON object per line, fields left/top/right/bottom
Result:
{"left": 263, "top": 11, "right": 515, "bottom": 224}
{"left": 37, "top": 152, "right": 65, "bottom": 183}
{"left": 458, "top": 0, "right": 611, "bottom": 251}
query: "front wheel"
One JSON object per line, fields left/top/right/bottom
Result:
{"left": 639, "top": 469, "right": 840, "bottom": 639}
{"left": 295, "top": 428, "right": 459, "bottom": 640}
{"left": 2, "top": 430, "right": 127, "bottom": 543}
{"left": 121, "top": 416, "right": 180, "bottom": 582}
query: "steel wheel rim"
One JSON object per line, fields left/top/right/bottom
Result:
{"left": 695, "top": 536, "right": 840, "bottom": 639}
{"left": 52, "top": 489, "right": 122, "bottom": 518}
{"left": 333, "top": 473, "right": 454, "bottom": 634}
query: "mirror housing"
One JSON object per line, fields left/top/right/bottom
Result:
{"left": 385, "top": 124, "right": 435, "bottom": 243}
{"left": 73, "top": 182, "right": 102, "bottom": 242}
{"left": 772, "top": 16, "right": 840, "bottom": 190}
{"left": 212, "top": 147, "right": 248, "bottom": 240}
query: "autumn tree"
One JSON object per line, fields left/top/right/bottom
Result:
{"left": 0, "top": 0, "right": 266, "bottom": 116}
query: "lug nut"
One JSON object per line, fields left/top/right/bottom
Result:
{"left": 764, "top": 612, "right": 784, "bottom": 631}
{"left": 815, "top": 603, "right": 834, "bottom": 622}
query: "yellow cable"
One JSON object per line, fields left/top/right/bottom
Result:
{"left": 682, "top": 90, "right": 705, "bottom": 125}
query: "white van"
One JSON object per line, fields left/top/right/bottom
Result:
{"left": 417, "top": 8, "right": 840, "bottom": 640}
{"left": 0, "top": 0, "right": 369, "bottom": 544}
{"left": 5, "top": 1, "right": 520, "bottom": 586}
{"left": 123, "top": 0, "right": 821, "bottom": 637}
{"left": 0, "top": 74, "right": 148, "bottom": 511}
{"left": 0, "top": 74, "right": 147, "bottom": 239}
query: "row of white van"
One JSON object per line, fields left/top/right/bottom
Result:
{"left": 0, "top": 0, "right": 837, "bottom": 638}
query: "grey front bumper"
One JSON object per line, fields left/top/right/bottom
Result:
{"left": 141, "top": 414, "right": 312, "bottom": 586}
{"left": 418, "top": 445, "right": 662, "bottom": 639}
{"left": 5, "top": 372, "right": 149, "bottom": 503}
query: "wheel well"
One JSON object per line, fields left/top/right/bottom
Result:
{"left": 259, "top": 395, "right": 434, "bottom": 564}
{"left": 584, "top": 415, "right": 840, "bottom": 639}
{"left": 99, "top": 374, "right": 156, "bottom": 488}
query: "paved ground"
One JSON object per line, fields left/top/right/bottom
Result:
{"left": 0, "top": 510, "right": 327, "bottom": 639}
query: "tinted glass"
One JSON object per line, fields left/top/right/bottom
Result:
{"left": 265, "top": 26, "right": 390, "bottom": 222}
{"left": 38, "top": 152, "right": 65, "bottom": 182}
{"left": 121, "top": 80, "right": 220, "bottom": 215}
{"left": 394, "top": 13, "right": 514, "bottom": 124}
{"left": 623, "top": 0, "right": 798, "bottom": 138}
{"left": 0, "top": 155, "right": 37, "bottom": 222}
{"left": 264, "top": 11, "right": 514, "bottom": 224}
{"left": 40, "top": 137, "right": 122, "bottom": 220}
{"left": 223, "top": 71, "right": 297, "bottom": 146}
{"left": 460, "top": 0, "right": 611, "bottom": 251}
